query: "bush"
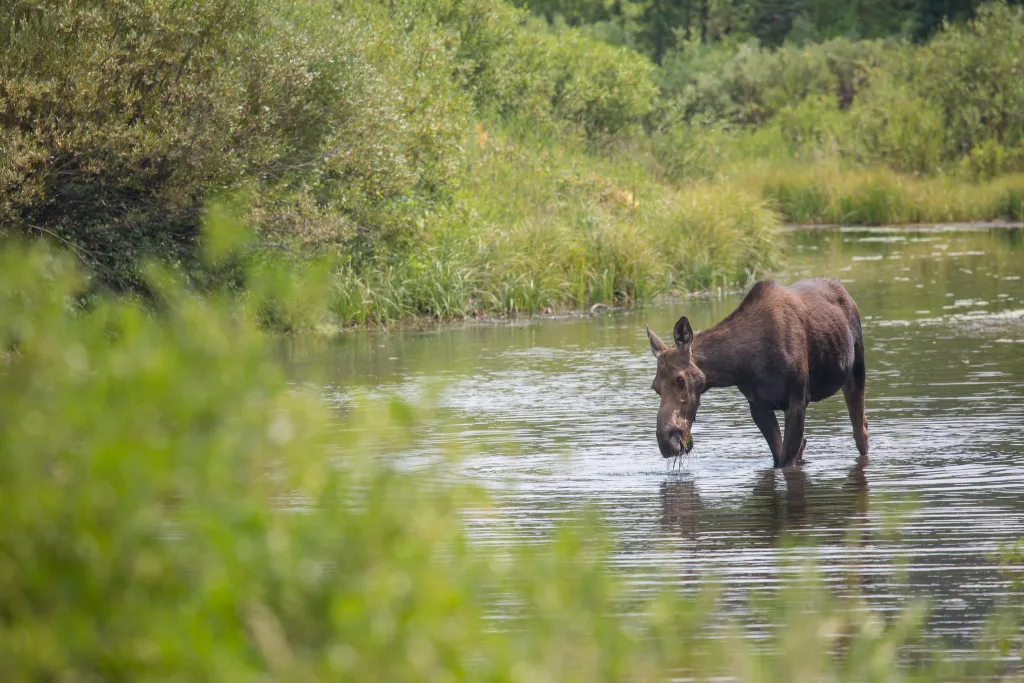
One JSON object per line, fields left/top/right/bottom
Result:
{"left": 456, "top": 10, "right": 657, "bottom": 136}
{"left": 772, "top": 93, "right": 849, "bottom": 159}
{"left": 656, "top": 37, "right": 890, "bottom": 128}
{"left": 653, "top": 4, "right": 1024, "bottom": 178}
{"left": 914, "top": 2, "right": 1024, "bottom": 159}
{"left": 0, "top": 0, "right": 471, "bottom": 288}
{"left": 844, "top": 72, "right": 947, "bottom": 173}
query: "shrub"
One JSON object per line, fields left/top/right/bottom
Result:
{"left": 771, "top": 93, "right": 849, "bottom": 159}
{"left": 845, "top": 72, "right": 947, "bottom": 173}
{"left": 0, "top": 0, "right": 471, "bottom": 288}
{"left": 656, "top": 37, "right": 890, "bottom": 128}
{"left": 462, "top": 12, "right": 657, "bottom": 136}
{"left": 914, "top": 2, "right": 1024, "bottom": 158}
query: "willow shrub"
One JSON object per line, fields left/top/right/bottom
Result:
{"left": 655, "top": 36, "right": 890, "bottom": 129}
{"left": 0, "top": 0, "right": 470, "bottom": 289}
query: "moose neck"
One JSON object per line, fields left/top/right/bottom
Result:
{"left": 691, "top": 325, "right": 743, "bottom": 391}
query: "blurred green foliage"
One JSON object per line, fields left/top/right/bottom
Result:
{"left": 2, "top": 243, "right": 1022, "bottom": 681}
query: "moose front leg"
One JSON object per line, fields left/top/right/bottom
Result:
{"left": 780, "top": 400, "right": 807, "bottom": 468}
{"left": 749, "top": 402, "right": 782, "bottom": 467}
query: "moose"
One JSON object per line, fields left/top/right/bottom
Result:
{"left": 646, "top": 278, "right": 868, "bottom": 468}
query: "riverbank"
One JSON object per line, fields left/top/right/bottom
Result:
{"left": 784, "top": 220, "right": 1024, "bottom": 231}
{"left": 302, "top": 129, "right": 781, "bottom": 329}
{"left": 746, "top": 164, "right": 1024, "bottom": 226}
{"left": 303, "top": 157, "right": 1024, "bottom": 332}
{"left": 5, "top": 0, "right": 1024, "bottom": 332}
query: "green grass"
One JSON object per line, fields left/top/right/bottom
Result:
{"left": 323, "top": 128, "right": 781, "bottom": 326}
{"left": 316, "top": 129, "right": 1024, "bottom": 330}
{"left": 3, "top": 243, "right": 1024, "bottom": 682}
{"left": 734, "top": 162, "right": 1024, "bottom": 225}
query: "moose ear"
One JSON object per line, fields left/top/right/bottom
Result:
{"left": 646, "top": 325, "right": 667, "bottom": 358}
{"left": 673, "top": 316, "right": 693, "bottom": 349}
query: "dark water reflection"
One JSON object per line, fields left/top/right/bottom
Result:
{"left": 283, "top": 227, "right": 1024, "bottom": 649}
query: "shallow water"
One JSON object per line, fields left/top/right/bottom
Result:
{"left": 284, "top": 227, "right": 1024, "bottom": 648}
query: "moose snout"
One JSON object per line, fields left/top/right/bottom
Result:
{"left": 658, "top": 425, "right": 693, "bottom": 458}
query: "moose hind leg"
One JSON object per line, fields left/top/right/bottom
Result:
{"left": 780, "top": 401, "right": 807, "bottom": 468}
{"left": 749, "top": 402, "right": 782, "bottom": 467}
{"left": 842, "top": 366, "right": 868, "bottom": 459}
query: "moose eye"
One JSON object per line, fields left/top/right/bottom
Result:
{"left": 676, "top": 374, "right": 687, "bottom": 389}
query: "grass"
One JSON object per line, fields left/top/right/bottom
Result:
{"left": 310, "top": 128, "right": 1024, "bottom": 331}
{"left": 323, "top": 128, "right": 782, "bottom": 326}
{"left": 733, "top": 162, "right": 1024, "bottom": 225}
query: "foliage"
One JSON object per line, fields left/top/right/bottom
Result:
{"left": 517, "top": 0, "right": 1017, "bottom": 56}
{"left": 915, "top": 2, "right": 1024, "bottom": 161}
{"left": 436, "top": 2, "right": 657, "bottom": 136}
{"left": 326, "top": 128, "right": 780, "bottom": 324}
{"left": 0, "top": 0, "right": 667, "bottom": 298}
{"left": 655, "top": 36, "right": 889, "bottom": 128}
{"left": 0, "top": 0, "right": 474, "bottom": 289}
{"left": 747, "top": 162, "right": 1024, "bottom": 224}
{"left": 844, "top": 71, "right": 947, "bottom": 173}
{"left": 5, "top": 0, "right": 1024, "bottom": 324}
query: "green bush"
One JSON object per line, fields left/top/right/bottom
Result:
{"left": 656, "top": 37, "right": 889, "bottom": 128}
{"left": 914, "top": 2, "right": 1024, "bottom": 160}
{"left": 845, "top": 72, "right": 947, "bottom": 173}
{"left": 0, "top": 0, "right": 472, "bottom": 288}
{"left": 455, "top": 10, "right": 657, "bottom": 136}
{"left": 772, "top": 94, "right": 849, "bottom": 159}
{"left": 653, "top": 4, "right": 1024, "bottom": 177}
{"left": 0, "top": 0, "right": 664, "bottom": 295}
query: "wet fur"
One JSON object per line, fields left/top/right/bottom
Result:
{"left": 648, "top": 278, "right": 869, "bottom": 468}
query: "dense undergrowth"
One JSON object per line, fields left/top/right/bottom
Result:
{"left": 2, "top": 0, "right": 1024, "bottom": 325}
{"left": 3, "top": 243, "right": 1023, "bottom": 681}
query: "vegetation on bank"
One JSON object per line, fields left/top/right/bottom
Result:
{"left": 1, "top": 0, "right": 1024, "bottom": 324}
{"left": 516, "top": 0, "right": 1016, "bottom": 54}
{"left": 3, "top": 244, "right": 1024, "bottom": 681}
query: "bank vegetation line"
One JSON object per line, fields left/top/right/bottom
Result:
{"left": 2, "top": 0, "right": 1023, "bottom": 327}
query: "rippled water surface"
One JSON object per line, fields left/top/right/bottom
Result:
{"left": 284, "top": 227, "right": 1024, "bottom": 648}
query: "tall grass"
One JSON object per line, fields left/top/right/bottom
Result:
{"left": 323, "top": 128, "right": 781, "bottom": 325}
{"left": 3, "top": 243, "right": 1022, "bottom": 681}
{"left": 735, "top": 162, "right": 1024, "bottom": 225}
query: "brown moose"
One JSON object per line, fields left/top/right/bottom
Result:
{"left": 646, "top": 278, "right": 869, "bottom": 468}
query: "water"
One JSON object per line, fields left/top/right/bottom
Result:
{"left": 283, "top": 227, "right": 1024, "bottom": 648}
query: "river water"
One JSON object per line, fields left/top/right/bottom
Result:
{"left": 284, "top": 227, "right": 1024, "bottom": 650}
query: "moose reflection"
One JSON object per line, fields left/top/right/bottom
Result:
{"left": 660, "top": 458, "right": 870, "bottom": 544}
